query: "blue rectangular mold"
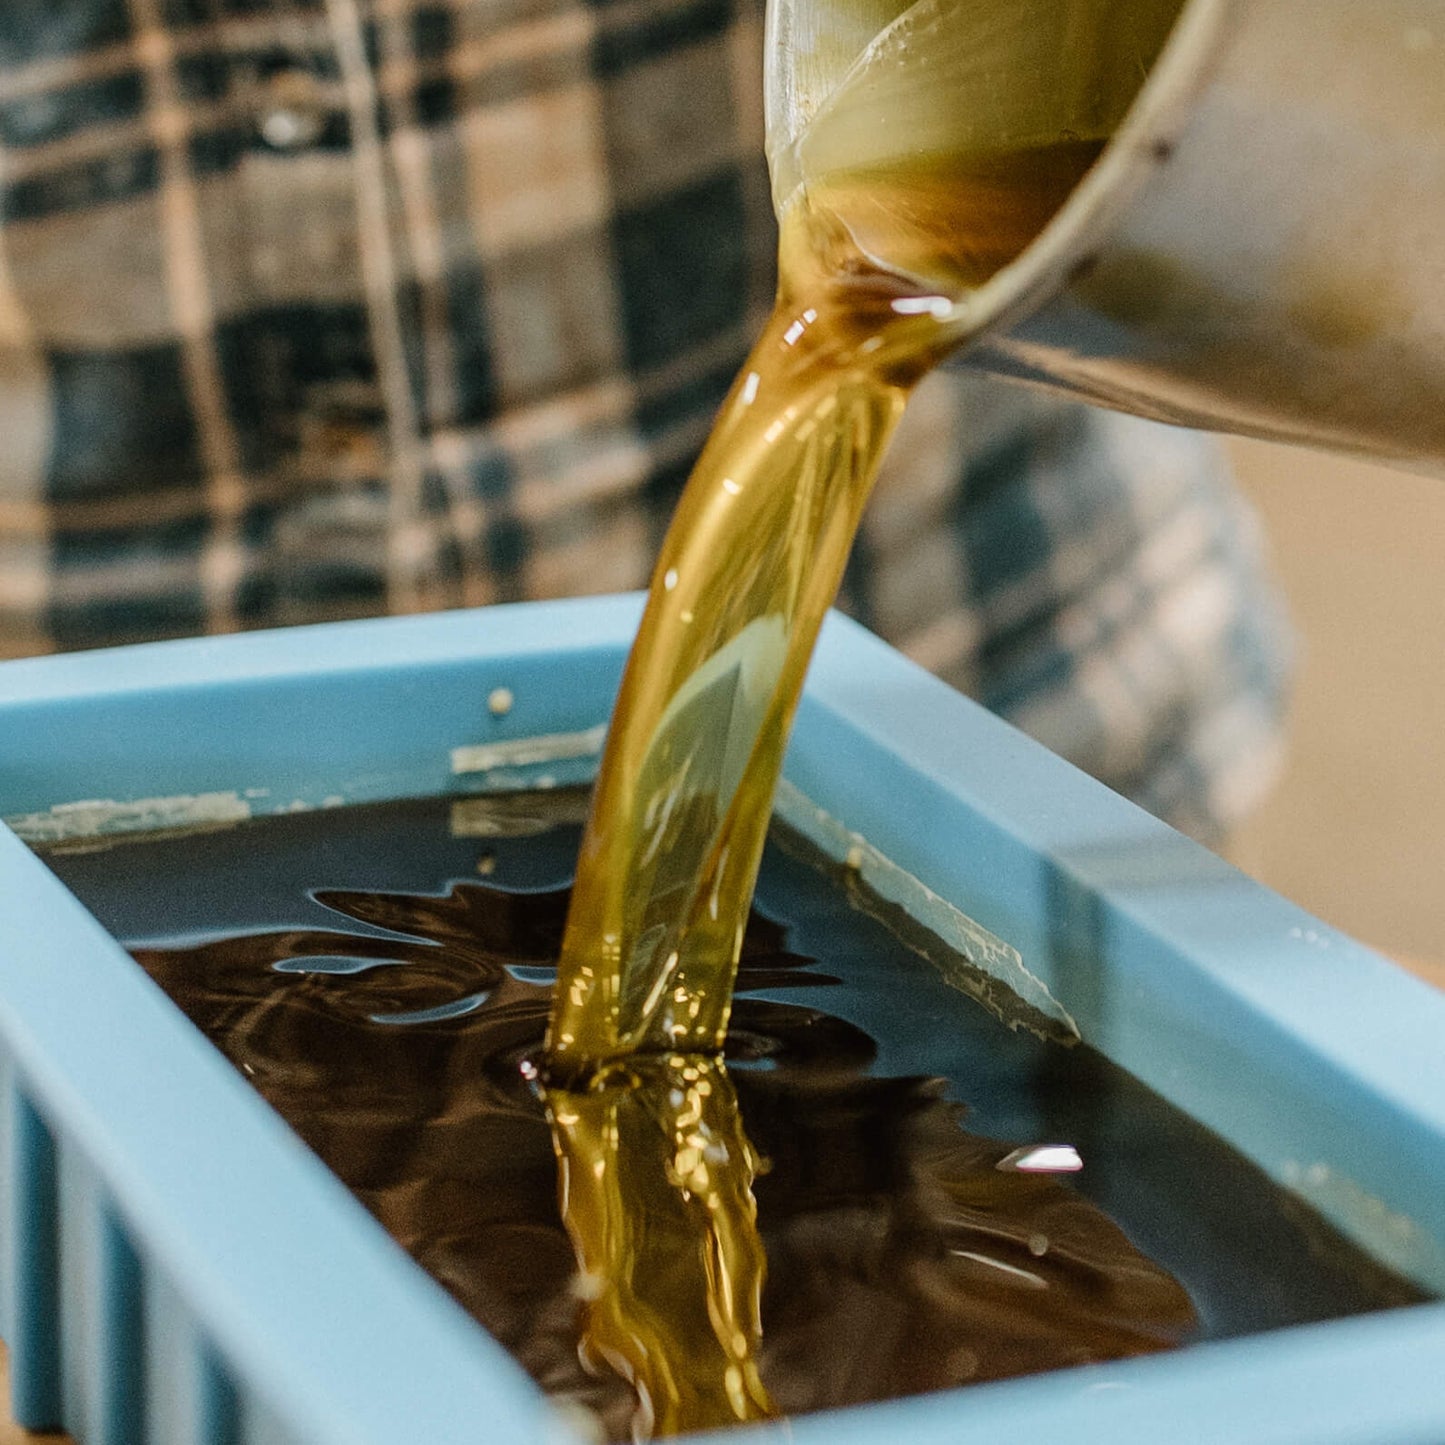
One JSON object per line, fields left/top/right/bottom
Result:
{"left": 1, "top": 594, "right": 1443, "bottom": 1445}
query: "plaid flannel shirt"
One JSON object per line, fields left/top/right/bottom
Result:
{"left": 0, "top": 0, "right": 1289, "bottom": 840}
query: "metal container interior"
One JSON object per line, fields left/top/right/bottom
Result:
{"left": 766, "top": 0, "right": 1445, "bottom": 470}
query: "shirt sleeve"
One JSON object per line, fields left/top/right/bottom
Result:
{"left": 0, "top": 0, "right": 1292, "bottom": 845}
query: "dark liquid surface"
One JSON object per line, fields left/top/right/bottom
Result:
{"left": 42, "top": 792, "right": 1425, "bottom": 1436}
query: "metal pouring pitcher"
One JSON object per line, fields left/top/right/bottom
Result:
{"left": 765, "top": 0, "right": 1445, "bottom": 473}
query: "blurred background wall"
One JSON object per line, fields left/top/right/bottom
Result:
{"left": 1227, "top": 440, "right": 1445, "bottom": 988}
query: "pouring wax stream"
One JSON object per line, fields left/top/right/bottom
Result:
{"left": 546, "top": 0, "right": 1187, "bottom": 1076}
{"left": 539, "top": 0, "right": 1188, "bottom": 1434}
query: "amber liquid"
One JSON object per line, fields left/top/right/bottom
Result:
{"left": 547, "top": 141, "right": 1103, "bottom": 1077}
{"left": 544, "top": 1056, "right": 774, "bottom": 1433}
{"left": 536, "top": 146, "right": 1120, "bottom": 1424}
{"left": 532, "top": 131, "right": 1131, "bottom": 1430}
{"left": 537, "top": 0, "right": 1200, "bottom": 1403}
{"left": 40, "top": 794, "right": 1425, "bottom": 1444}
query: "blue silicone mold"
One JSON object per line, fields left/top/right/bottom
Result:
{"left": 1, "top": 596, "right": 1442, "bottom": 1445}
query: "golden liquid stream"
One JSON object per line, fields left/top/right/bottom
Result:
{"left": 541, "top": 143, "right": 1097, "bottom": 1438}
{"left": 542, "top": 1, "right": 1184, "bottom": 1431}
{"left": 545, "top": 143, "right": 1099, "bottom": 1075}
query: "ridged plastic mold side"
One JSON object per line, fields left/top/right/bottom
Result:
{"left": 2, "top": 1053, "right": 253, "bottom": 1445}
{"left": 4, "top": 1056, "right": 61, "bottom": 1429}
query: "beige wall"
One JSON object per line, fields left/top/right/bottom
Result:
{"left": 1227, "top": 438, "right": 1445, "bottom": 985}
